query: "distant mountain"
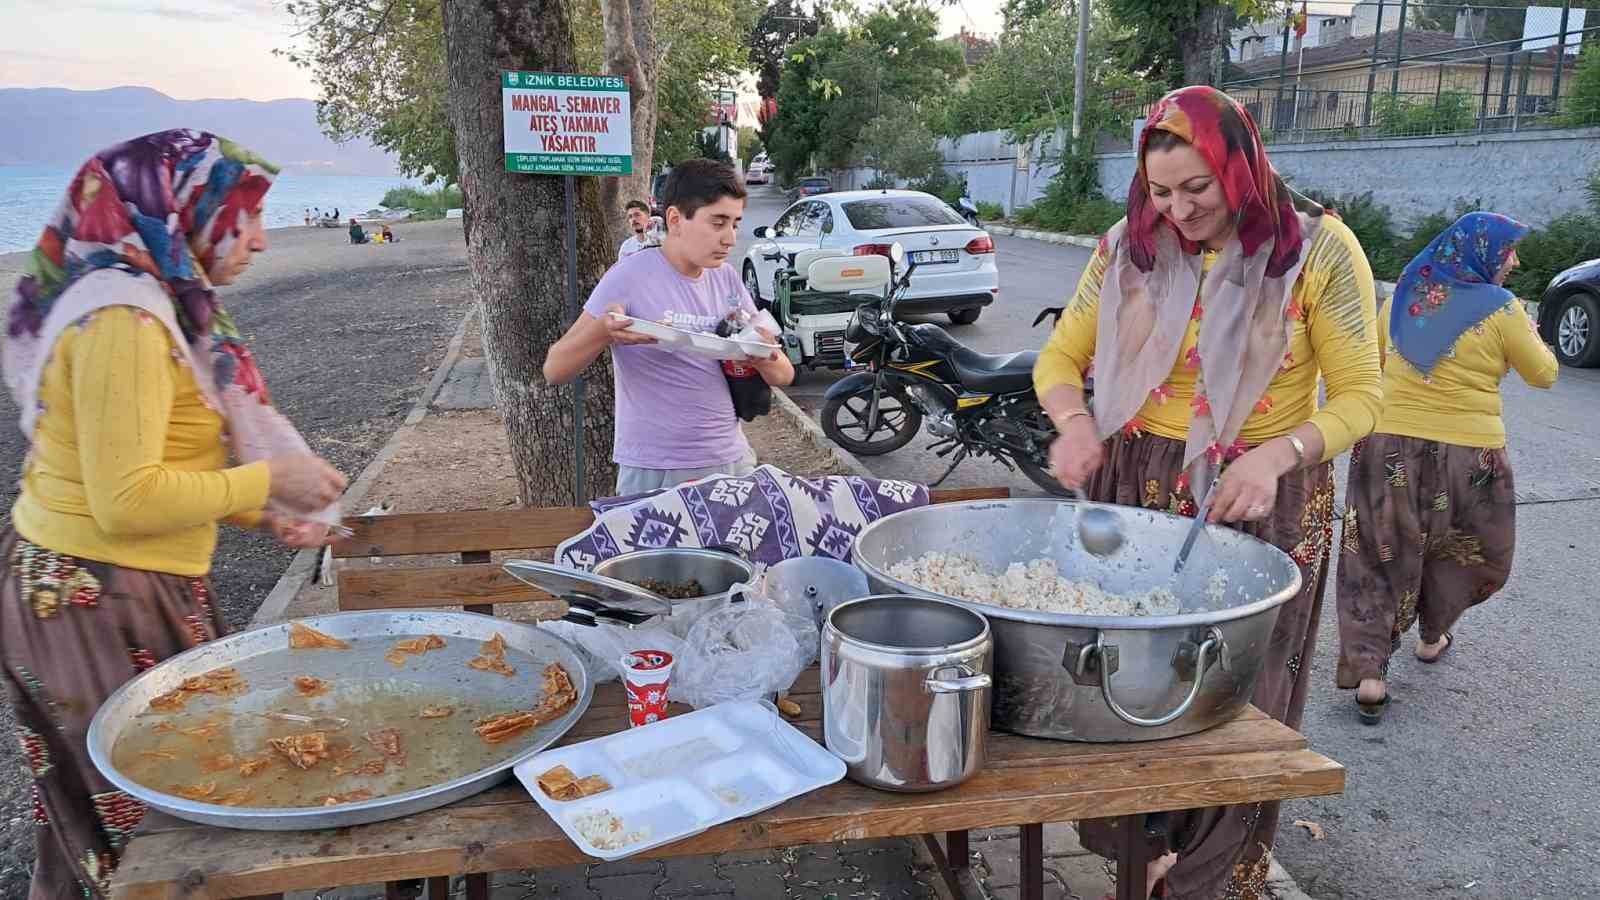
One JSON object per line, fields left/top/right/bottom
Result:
{"left": 0, "top": 86, "right": 398, "bottom": 176}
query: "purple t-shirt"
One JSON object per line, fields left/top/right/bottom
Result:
{"left": 584, "top": 247, "right": 758, "bottom": 469}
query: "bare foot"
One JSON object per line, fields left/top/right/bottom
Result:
{"left": 1356, "top": 678, "right": 1387, "bottom": 704}
{"left": 1415, "top": 633, "right": 1450, "bottom": 661}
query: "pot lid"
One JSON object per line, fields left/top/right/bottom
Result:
{"left": 502, "top": 560, "right": 672, "bottom": 616}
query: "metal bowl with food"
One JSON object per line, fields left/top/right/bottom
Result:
{"left": 851, "top": 499, "right": 1302, "bottom": 742}
{"left": 87, "top": 611, "right": 592, "bottom": 830}
{"left": 591, "top": 548, "right": 757, "bottom": 633}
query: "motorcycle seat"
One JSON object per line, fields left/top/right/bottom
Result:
{"left": 908, "top": 324, "right": 1039, "bottom": 394}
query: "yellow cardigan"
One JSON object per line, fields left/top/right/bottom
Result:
{"left": 11, "top": 306, "right": 271, "bottom": 576}
{"left": 1033, "top": 216, "right": 1383, "bottom": 463}
{"left": 1375, "top": 297, "right": 1558, "bottom": 448}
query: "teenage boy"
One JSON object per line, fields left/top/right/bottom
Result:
{"left": 617, "top": 200, "right": 658, "bottom": 260}
{"left": 544, "top": 159, "right": 794, "bottom": 495}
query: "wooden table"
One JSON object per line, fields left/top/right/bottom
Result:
{"left": 110, "top": 668, "right": 1343, "bottom": 900}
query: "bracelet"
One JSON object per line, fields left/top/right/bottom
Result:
{"left": 1050, "top": 408, "right": 1093, "bottom": 428}
{"left": 1283, "top": 433, "right": 1307, "bottom": 468}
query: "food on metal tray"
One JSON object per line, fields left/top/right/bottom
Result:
{"left": 633, "top": 578, "right": 705, "bottom": 599}
{"left": 887, "top": 552, "right": 1185, "bottom": 617}
{"left": 467, "top": 631, "right": 516, "bottom": 676}
{"left": 335, "top": 758, "right": 388, "bottom": 777}
{"left": 199, "top": 753, "right": 238, "bottom": 774}
{"left": 180, "top": 719, "right": 225, "bottom": 739}
{"left": 148, "top": 667, "right": 247, "bottom": 713}
{"left": 289, "top": 621, "right": 351, "bottom": 650}
{"left": 172, "top": 780, "right": 218, "bottom": 801}
{"left": 268, "top": 732, "right": 332, "bottom": 770}
{"left": 468, "top": 654, "right": 517, "bottom": 677}
{"left": 293, "top": 675, "right": 331, "bottom": 698}
{"left": 385, "top": 634, "right": 447, "bottom": 667}
{"left": 238, "top": 754, "right": 274, "bottom": 778}
{"left": 473, "top": 711, "right": 539, "bottom": 744}
{"left": 532, "top": 663, "right": 578, "bottom": 721}
{"left": 535, "top": 765, "right": 612, "bottom": 801}
{"left": 139, "top": 750, "right": 178, "bottom": 762}
{"left": 151, "top": 721, "right": 177, "bottom": 734}
{"left": 418, "top": 705, "right": 455, "bottom": 719}
{"left": 321, "top": 789, "right": 374, "bottom": 806}
{"left": 364, "top": 728, "right": 405, "bottom": 761}
{"left": 215, "top": 788, "right": 254, "bottom": 807}
{"left": 573, "top": 809, "right": 650, "bottom": 851}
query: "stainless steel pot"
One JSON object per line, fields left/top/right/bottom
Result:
{"left": 591, "top": 548, "right": 757, "bottom": 635}
{"left": 851, "top": 499, "right": 1303, "bottom": 743}
{"left": 822, "top": 595, "right": 992, "bottom": 792}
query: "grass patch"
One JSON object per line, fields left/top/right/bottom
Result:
{"left": 381, "top": 185, "right": 464, "bottom": 221}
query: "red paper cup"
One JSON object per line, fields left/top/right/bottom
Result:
{"left": 621, "top": 649, "right": 675, "bottom": 727}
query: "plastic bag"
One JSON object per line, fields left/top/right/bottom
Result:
{"left": 674, "top": 595, "right": 819, "bottom": 710}
{"left": 220, "top": 385, "right": 342, "bottom": 527}
{"left": 538, "top": 620, "right": 688, "bottom": 684}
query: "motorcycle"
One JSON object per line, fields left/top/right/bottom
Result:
{"left": 956, "top": 194, "right": 981, "bottom": 228}
{"left": 820, "top": 246, "right": 1078, "bottom": 495}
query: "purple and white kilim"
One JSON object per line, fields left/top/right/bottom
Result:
{"left": 557, "top": 465, "right": 928, "bottom": 570}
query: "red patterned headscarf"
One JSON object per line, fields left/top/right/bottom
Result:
{"left": 1126, "top": 86, "right": 1321, "bottom": 278}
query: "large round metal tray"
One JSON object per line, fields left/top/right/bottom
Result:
{"left": 86, "top": 611, "right": 592, "bottom": 830}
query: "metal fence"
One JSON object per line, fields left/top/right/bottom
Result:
{"left": 1109, "top": 2, "right": 1600, "bottom": 143}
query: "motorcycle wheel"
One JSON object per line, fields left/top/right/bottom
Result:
{"left": 822, "top": 385, "right": 922, "bottom": 456}
{"left": 1015, "top": 455, "right": 1071, "bottom": 497}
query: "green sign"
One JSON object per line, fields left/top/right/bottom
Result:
{"left": 502, "top": 71, "right": 633, "bottom": 175}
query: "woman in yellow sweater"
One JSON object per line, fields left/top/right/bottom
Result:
{"left": 0, "top": 131, "right": 345, "bottom": 898}
{"left": 1337, "top": 212, "right": 1557, "bottom": 724}
{"left": 1034, "top": 87, "right": 1382, "bottom": 900}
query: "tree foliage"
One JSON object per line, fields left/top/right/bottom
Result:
{"left": 765, "top": 0, "right": 963, "bottom": 179}
{"left": 855, "top": 107, "right": 942, "bottom": 183}
{"left": 749, "top": 0, "right": 825, "bottom": 100}
{"left": 1100, "top": 0, "right": 1268, "bottom": 88}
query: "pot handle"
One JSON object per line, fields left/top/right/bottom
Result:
{"left": 1093, "top": 627, "right": 1222, "bottom": 729}
{"left": 925, "top": 664, "right": 992, "bottom": 694}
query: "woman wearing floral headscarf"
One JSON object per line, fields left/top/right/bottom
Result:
{"left": 1033, "top": 87, "right": 1382, "bottom": 899}
{"left": 1, "top": 130, "right": 346, "bottom": 898}
{"left": 1336, "top": 212, "right": 1556, "bottom": 725}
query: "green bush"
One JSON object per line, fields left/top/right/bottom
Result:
{"left": 1565, "top": 44, "right": 1600, "bottom": 127}
{"left": 1505, "top": 213, "right": 1600, "bottom": 301}
{"left": 1013, "top": 204, "right": 1039, "bottom": 225}
{"left": 1372, "top": 91, "right": 1474, "bottom": 137}
{"left": 380, "top": 185, "right": 464, "bottom": 221}
{"left": 909, "top": 169, "right": 962, "bottom": 205}
{"left": 1305, "top": 190, "right": 1402, "bottom": 278}
{"left": 1586, "top": 164, "right": 1600, "bottom": 215}
{"left": 976, "top": 201, "right": 1006, "bottom": 221}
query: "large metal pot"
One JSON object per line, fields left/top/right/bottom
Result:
{"left": 822, "top": 595, "right": 992, "bottom": 792}
{"left": 591, "top": 548, "right": 756, "bottom": 636}
{"left": 851, "top": 499, "right": 1302, "bottom": 743}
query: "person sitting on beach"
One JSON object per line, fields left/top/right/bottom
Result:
{"left": 304, "top": 208, "right": 311, "bottom": 226}
{"left": 349, "top": 218, "right": 368, "bottom": 244}
{"left": 543, "top": 158, "right": 794, "bottom": 496}
{"left": 381, "top": 224, "right": 396, "bottom": 243}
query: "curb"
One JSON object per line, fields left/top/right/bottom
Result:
{"left": 249, "top": 305, "right": 478, "bottom": 626}
{"left": 769, "top": 386, "right": 878, "bottom": 480}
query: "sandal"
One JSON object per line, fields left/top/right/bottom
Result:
{"left": 1416, "top": 631, "right": 1453, "bottom": 664}
{"left": 1357, "top": 692, "right": 1390, "bottom": 725}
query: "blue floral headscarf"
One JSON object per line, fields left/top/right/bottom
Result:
{"left": 1390, "top": 211, "right": 1529, "bottom": 373}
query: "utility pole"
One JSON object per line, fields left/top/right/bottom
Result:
{"left": 1071, "top": 0, "right": 1090, "bottom": 142}
{"left": 1274, "top": 2, "right": 1292, "bottom": 131}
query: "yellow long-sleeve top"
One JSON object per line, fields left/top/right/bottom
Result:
{"left": 1033, "top": 216, "right": 1383, "bottom": 463}
{"left": 1374, "top": 296, "right": 1558, "bottom": 448}
{"left": 11, "top": 304, "right": 271, "bottom": 577}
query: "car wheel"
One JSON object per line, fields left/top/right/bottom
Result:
{"left": 1554, "top": 291, "right": 1600, "bottom": 368}
{"left": 743, "top": 261, "right": 762, "bottom": 304}
{"left": 948, "top": 308, "right": 982, "bottom": 326}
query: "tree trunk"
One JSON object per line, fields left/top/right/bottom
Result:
{"left": 600, "top": 0, "right": 659, "bottom": 247}
{"left": 1182, "top": 3, "right": 1229, "bottom": 88}
{"left": 442, "top": 0, "right": 619, "bottom": 504}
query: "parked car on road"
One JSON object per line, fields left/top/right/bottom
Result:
{"left": 650, "top": 172, "right": 669, "bottom": 217}
{"left": 787, "top": 177, "right": 832, "bottom": 202}
{"left": 745, "top": 162, "right": 769, "bottom": 185}
{"left": 1537, "top": 257, "right": 1600, "bottom": 367}
{"left": 741, "top": 189, "right": 999, "bottom": 326}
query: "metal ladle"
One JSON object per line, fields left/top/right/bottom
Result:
{"left": 1070, "top": 488, "right": 1126, "bottom": 557}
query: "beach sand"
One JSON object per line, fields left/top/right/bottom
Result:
{"left": 0, "top": 218, "right": 473, "bottom": 893}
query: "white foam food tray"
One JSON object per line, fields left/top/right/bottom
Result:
{"left": 609, "top": 313, "right": 778, "bottom": 361}
{"left": 513, "top": 700, "right": 845, "bottom": 861}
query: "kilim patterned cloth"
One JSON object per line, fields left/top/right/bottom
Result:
{"left": 557, "top": 465, "right": 928, "bottom": 570}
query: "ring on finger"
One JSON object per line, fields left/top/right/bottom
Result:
{"left": 1247, "top": 504, "right": 1268, "bottom": 518}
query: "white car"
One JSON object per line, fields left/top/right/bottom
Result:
{"left": 744, "top": 161, "right": 769, "bottom": 185}
{"left": 741, "top": 189, "right": 999, "bottom": 325}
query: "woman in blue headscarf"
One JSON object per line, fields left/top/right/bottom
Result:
{"left": 1335, "top": 211, "right": 1557, "bottom": 724}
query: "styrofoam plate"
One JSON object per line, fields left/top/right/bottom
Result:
{"left": 514, "top": 700, "right": 845, "bottom": 860}
{"left": 609, "top": 313, "right": 778, "bottom": 361}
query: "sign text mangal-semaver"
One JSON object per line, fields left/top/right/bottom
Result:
{"left": 501, "top": 71, "right": 634, "bottom": 175}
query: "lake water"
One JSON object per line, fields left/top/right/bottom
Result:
{"left": 0, "top": 168, "right": 415, "bottom": 254}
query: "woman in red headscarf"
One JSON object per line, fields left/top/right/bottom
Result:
{"left": 1033, "top": 87, "right": 1383, "bottom": 899}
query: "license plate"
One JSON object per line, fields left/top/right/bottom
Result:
{"left": 911, "top": 249, "right": 960, "bottom": 265}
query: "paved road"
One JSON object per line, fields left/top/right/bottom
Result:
{"left": 738, "top": 183, "right": 1600, "bottom": 898}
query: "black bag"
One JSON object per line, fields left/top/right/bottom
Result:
{"left": 722, "top": 359, "right": 771, "bottom": 421}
